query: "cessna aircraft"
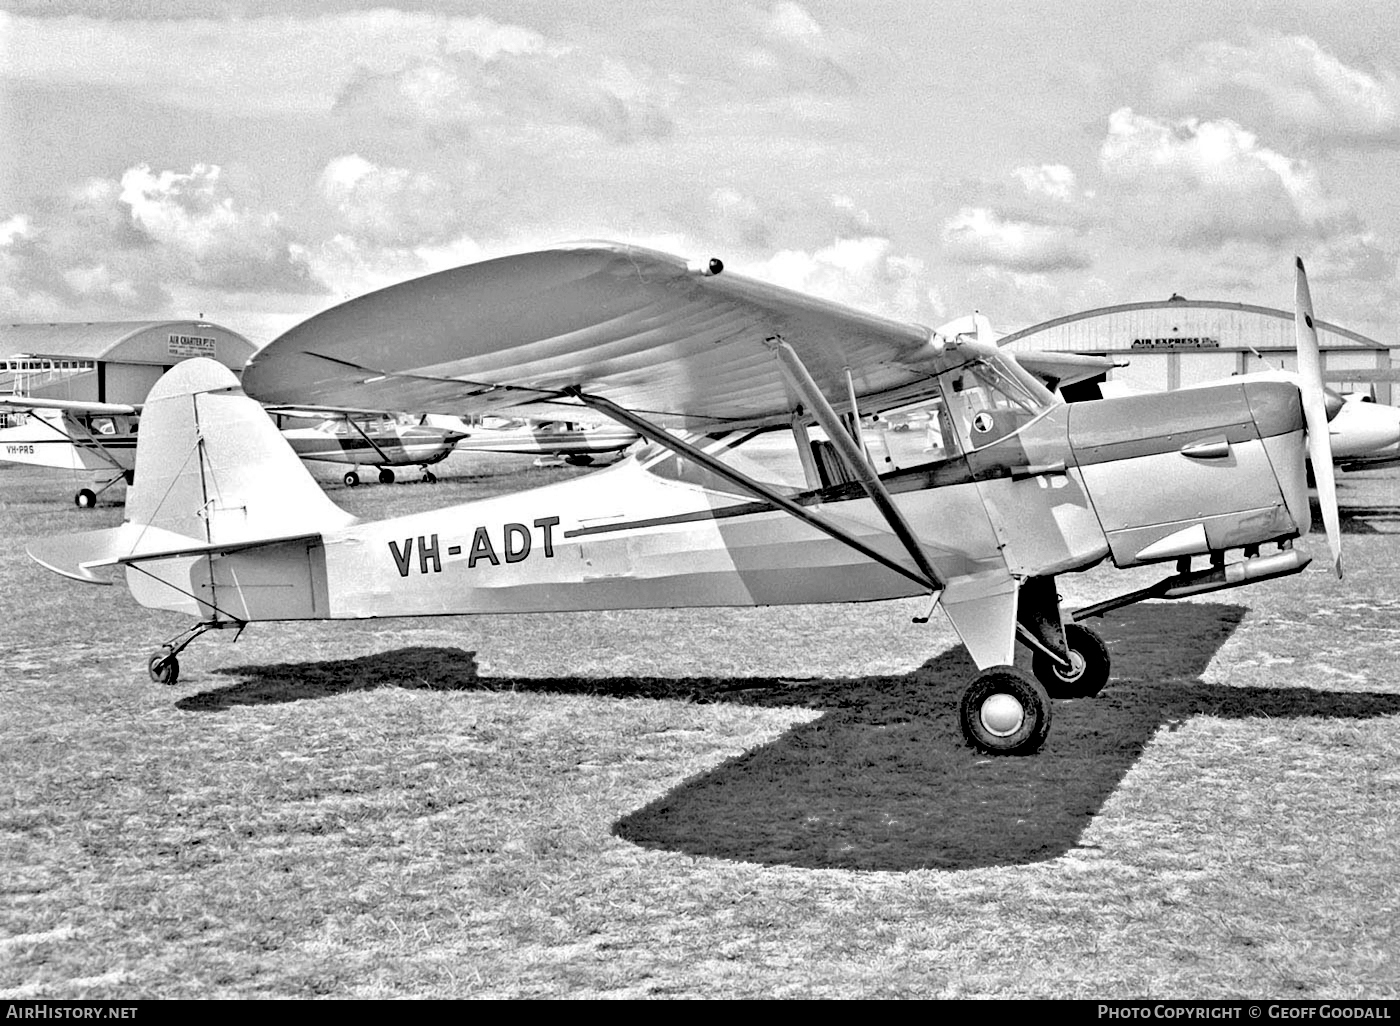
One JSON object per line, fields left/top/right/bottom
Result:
{"left": 28, "top": 244, "right": 1342, "bottom": 757}
{"left": 270, "top": 410, "right": 468, "bottom": 485}
{"left": 425, "top": 413, "right": 640, "bottom": 466}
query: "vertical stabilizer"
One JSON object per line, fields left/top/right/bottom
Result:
{"left": 128, "top": 358, "right": 356, "bottom": 542}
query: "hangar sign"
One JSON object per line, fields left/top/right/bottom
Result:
{"left": 1131, "top": 337, "right": 1220, "bottom": 351}
{"left": 168, "top": 334, "right": 218, "bottom": 358}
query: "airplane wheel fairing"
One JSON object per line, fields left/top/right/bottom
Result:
{"left": 344, "top": 471, "right": 360, "bottom": 487}
{"left": 960, "top": 666, "right": 1051, "bottom": 756}
{"left": 75, "top": 489, "right": 97, "bottom": 509}
{"left": 379, "top": 467, "right": 395, "bottom": 484}
{"left": 148, "top": 650, "right": 179, "bottom": 686}
{"left": 1032, "top": 623, "right": 1110, "bottom": 699}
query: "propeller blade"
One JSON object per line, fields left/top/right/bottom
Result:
{"left": 1295, "top": 257, "right": 1343, "bottom": 578}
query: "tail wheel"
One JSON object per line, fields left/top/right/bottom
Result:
{"left": 147, "top": 649, "right": 180, "bottom": 686}
{"left": 960, "top": 666, "right": 1052, "bottom": 756}
{"left": 1032, "top": 623, "right": 1110, "bottom": 699}
{"left": 378, "top": 467, "right": 396, "bottom": 484}
{"left": 343, "top": 471, "right": 360, "bottom": 487}
{"left": 75, "top": 489, "right": 97, "bottom": 509}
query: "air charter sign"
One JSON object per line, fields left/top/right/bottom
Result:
{"left": 1131, "top": 337, "right": 1220, "bottom": 350}
{"left": 168, "top": 334, "right": 218, "bottom": 357}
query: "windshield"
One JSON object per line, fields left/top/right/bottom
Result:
{"left": 942, "top": 355, "right": 1054, "bottom": 449}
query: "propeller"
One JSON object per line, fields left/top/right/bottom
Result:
{"left": 1295, "top": 257, "right": 1343, "bottom": 578}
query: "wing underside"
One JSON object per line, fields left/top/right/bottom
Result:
{"left": 242, "top": 242, "right": 946, "bottom": 429}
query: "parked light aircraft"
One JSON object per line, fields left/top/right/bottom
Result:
{"left": 270, "top": 409, "right": 468, "bottom": 485}
{"left": 425, "top": 413, "right": 640, "bottom": 466}
{"left": 28, "top": 244, "right": 1343, "bottom": 756}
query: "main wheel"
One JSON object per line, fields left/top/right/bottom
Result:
{"left": 960, "top": 666, "right": 1052, "bottom": 756}
{"left": 378, "top": 467, "right": 396, "bottom": 484}
{"left": 75, "top": 488, "right": 97, "bottom": 508}
{"left": 1032, "top": 622, "right": 1110, "bottom": 699}
{"left": 343, "top": 470, "right": 360, "bottom": 487}
{"left": 148, "top": 649, "right": 180, "bottom": 685}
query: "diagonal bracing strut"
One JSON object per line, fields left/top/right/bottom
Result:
{"left": 768, "top": 338, "right": 947, "bottom": 596}
{"left": 565, "top": 388, "right": 938, "bottom": 593}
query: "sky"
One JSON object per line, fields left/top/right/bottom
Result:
{"left": 2, "top": 1, "right": 1399, "bottom": 347}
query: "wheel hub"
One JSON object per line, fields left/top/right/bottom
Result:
{"left": 979, "top": 693, "right": 1025, "bottom": 737}
{"left": 1055, "top": 650, "right": 1086, "bottom": 683}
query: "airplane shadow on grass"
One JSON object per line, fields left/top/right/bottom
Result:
{"left": 192, "top": 601, "right": 1400, "bottom": 872}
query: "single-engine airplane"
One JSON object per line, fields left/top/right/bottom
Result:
{"left": 270, "top": 409, "right": 468, "bottom": 485}
{"left": 424, "top": 413, "right": 640, "bottom": 466}
{"left": 0, "top": 396, "right": 140, "bottom": 507}
{"left": 28, "top": 244, "right": 1343, "bottom": 756}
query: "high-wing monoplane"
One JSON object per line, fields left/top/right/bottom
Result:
{"left": 28, "top": 244, "right": 1343, "bottom": 756}
{"left": 0, "top": 396, "right": 140, "bottom": 507}
{"left": 270, "top": 409, "right": 468, "bottom": 485}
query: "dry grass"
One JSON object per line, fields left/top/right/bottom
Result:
{"left": 1, "top": 455, "right": 1397, "bottom": 998}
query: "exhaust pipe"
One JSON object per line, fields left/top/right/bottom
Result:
{"left": 1072, "top": 549, "right": 1312, "bottom": 621}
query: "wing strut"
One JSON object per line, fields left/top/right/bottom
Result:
{"left": 771, "top": 339, "right": 946, "bottom": 595}
{"left": 344, "top": 415, "right": 394, "bottom": 464}
{"left": 566, "top": 389, "right": 938, "bottom": 593}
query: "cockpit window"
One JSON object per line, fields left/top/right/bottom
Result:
{"left": 943, "top": 356, "right": 1053, "bottom": 449}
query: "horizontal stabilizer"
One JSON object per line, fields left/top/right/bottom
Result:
{"left": 28, "top": 524, "right": 204, "bottom": 584}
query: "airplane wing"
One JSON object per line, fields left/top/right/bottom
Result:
{"left": 0, "top": 396, "right": 139, "bottom": 415}
{"left": 242, "top": 241, "right": 948, "bottom": 430}
{"left": 1011, "top": 351, "right": 1122, "bottom": 391}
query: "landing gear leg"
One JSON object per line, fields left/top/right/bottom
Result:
{"left": 1016, "top": 575, "right": 1112, "bottom": 699}
{"left": 145, "top": 619, "right": 246, "bottom": 685}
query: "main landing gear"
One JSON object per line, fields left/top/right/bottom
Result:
{"left": 955, "top": 576, "right": 1111, "bottom": 756}
{"left": 145, "top": 620, "right": 245, "bottom": 685}
{"left": 378, "top": 467, "right": 396, "bottom": 484}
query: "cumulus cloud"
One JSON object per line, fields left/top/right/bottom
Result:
{"left": 741, "top": 236, "right": 944, "bottom": 323}
{"left": 941, "top": 206, "right": 1090, "bottom": 272}
{"left": 0, "top": 163, "right": 325, "bottom": 321}
{"left": 317, "top": 155, "right": 472, "bottom": 247}
{"left": 1097, "top": 107, "right": 1339, "bottom": 248}
{"left": 1155, "top": 34, "right": 1400, "bottom": 146}
{"left": 1012, "top": 164, "right": 1077, "bottom": 202}
{"left": 334, "top": 47, "right": 675, "bottom": 145}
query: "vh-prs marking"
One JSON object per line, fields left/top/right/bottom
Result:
{"left": 388, "top": 517, "right": 561, "bottom": 576}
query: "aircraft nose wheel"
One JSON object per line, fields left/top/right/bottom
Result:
{"left": 1031, "top": 622, "right": 1110, "bottom": 699}
{"left": 147, "top": 648, "right": 180, "bottom": 685}
{"left": 378, "top": 467, "right": 396, "bottom": 484}
{"left": 343, "top": 470, "right": 360, "bottom": 487}
{"left": 421, "top": 470, "right": 437, "bottom": 484}
{"left": 960, "top": 666, "right": 1052, "bottom": 756}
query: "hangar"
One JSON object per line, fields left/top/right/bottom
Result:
{"left": 997, "top": 296, "right": 1398, "bottom": 405}
{"left": 0, "top": 320, "right": 257, "bottom": 406}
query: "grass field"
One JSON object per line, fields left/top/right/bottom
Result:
{"left": 1, "top": 454, "right": 1397, "bottom": 999}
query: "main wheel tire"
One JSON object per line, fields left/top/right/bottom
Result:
{"left": 148, "top": 650, "right": 180, "bottom": 686}
{"left": 75, "top": 489, "right": 97, "bottom": 508}
{"left": 378, "top": 467, "right": 396, "bottom": 484}
{"left": 343, "top": 471, "right": 360, "bottom": 487}
{"left": 1032, "top": 622, "right": 1110, "bottom": 699}
{"left": 960, "top": 665, "right": 1052, "bottom": 756}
